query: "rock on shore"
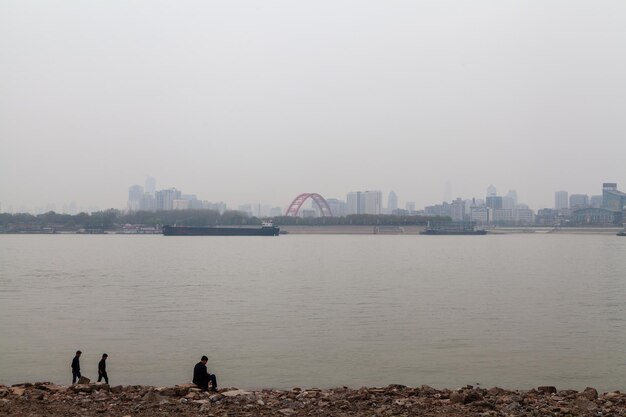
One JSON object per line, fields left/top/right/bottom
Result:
{"left": 0, "top": 382, "right": 624, "bottom": 416}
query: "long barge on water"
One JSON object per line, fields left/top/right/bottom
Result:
{"left": 162, "top": 222, "right": 280, "bottom": 236}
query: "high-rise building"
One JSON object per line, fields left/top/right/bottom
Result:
{"left": 602, "top": 183, "right": 626, "bottom": 212}
{"left": 387, "top": 191, "right": 398, "bottom": 211}
{"left": 555, "top": 191, "right": 569, "bottom": 210}
{"left": 362, "top": 191, "right": 383, "bottom": 215}
{"left": 346, "top": 192, "right": 363, "bottom": 215}
{"left": 405, "top": 201, "right": 416, "bottom": 213}
{"left": 487, "top": 184, "right": 497, "bottom": 197}
{"left": 569, "top": 194, "right": 589, "bottom": 210}
{"left": 128, "top": 185, "right": 144, "bottom": 211}
{"left": 486, "top": 196, "right": 503, "bottom": 209}
{"left": 145, "top": 176, "right": 156, "bottom": 195}
{"left": 156, "top": 188, "right": 181, "bottom": 211}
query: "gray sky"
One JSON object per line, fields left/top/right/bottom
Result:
{"left": 1, "top": 0, "right": 625, "bottom": 212}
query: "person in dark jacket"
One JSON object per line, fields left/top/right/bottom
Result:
{"left": 97, "top": 353, "right": 108, "bottom": 384}
{"left": 192, "top": 355, "right": 217, "bottom": 391}
{"left": 71, "top": 350, "right": 82, "bottom": 384}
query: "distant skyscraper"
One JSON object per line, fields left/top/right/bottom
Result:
{"left": 362, "top": 191, "right": 383, "bottom": 215}
{"left": 405, "top": 201, "right": 416, "bottom": 213}
{"left": 145, "top": 176, "right": 156, "bottom": 195}
{"left": 346, "top": 192, "right": 363, "bottom": 215}
{"left": 486, "top": 195, "right": 503, "bottom": 209}
{"left": 387, "top": 191, "right": 398, "bottom": 211}
{"left": 555, "top": 191, "right": 569, "bottom": 210}
{"left": 128, "top": 184, "right": 144, "bottom": 211}
{"left": 155, "top": 188, "right": 181, "bottom": 211}
{"left": 487, "top": 184, "right": 497, "bottom": 197}
{"left": 602, "top": 183, "right": 626, "bottom": 211}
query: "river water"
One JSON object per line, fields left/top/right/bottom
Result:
{"left": 0, "top": 234, "right": 625, "bottom": 391}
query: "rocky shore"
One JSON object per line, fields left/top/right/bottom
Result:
{"left": 1, "top": 382, "right": 624, "bottom": 416}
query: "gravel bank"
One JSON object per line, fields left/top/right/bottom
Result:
{"left": 1, "top": 382, "right": 624, "bottom": 416}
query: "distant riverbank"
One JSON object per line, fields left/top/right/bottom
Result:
{"left": 2, "top": 382, "right": 623, "bottom": 416}
{"left": 281, "top": 225, "right": 624, "bottom": 235}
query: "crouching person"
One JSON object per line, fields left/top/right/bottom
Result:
{"left": 193, "top": 355, "right": 217, "bottom": 392}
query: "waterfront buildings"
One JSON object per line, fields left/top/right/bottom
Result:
{"left": 572, "top": 208, "right": 622, "bottom": 226}
{"left": 346, "top": 190, "right": 382, "bottom": 215}
{"left": 555, "top": 191, "right": 568, "bottom": 210}
{"left": 602, "top": 183, "right": 626, "bottom": 212}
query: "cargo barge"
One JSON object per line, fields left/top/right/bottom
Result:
{"left": 162, "top": 222, "right": 280, "bottom": 236}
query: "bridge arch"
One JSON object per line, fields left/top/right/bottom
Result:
{"left": 285, "top": 193, "right": 333, "bottom": 217}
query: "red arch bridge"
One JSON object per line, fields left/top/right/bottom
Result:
{"left": 285, "top": 193, "right": 333, "bottom": 217}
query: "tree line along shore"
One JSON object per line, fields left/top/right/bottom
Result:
{"left": 0, "top": 210, "right": 446, "bottom": 234}
{"left": 1, "top": 382, "right": 624, "bottom": 417}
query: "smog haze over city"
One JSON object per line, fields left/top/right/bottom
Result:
{"left": 1, "top": 0, "right": 626, "bottom": 212}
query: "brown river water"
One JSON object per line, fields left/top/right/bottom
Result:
{"left": 0, "top": 234, "right": 625, "bottom": 391}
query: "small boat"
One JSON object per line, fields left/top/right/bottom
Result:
{"left": 617, "top": 231, "right": 626, "bottom": 236}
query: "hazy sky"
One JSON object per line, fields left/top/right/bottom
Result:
{"left": 1, "top": 1, "right": 625, "bottom": 212}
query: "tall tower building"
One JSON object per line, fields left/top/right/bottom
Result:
{"left": 346, "top": 192, "right": 362, "bottom": 215}
{"left": 145, "top": 176, "right": 156, "bottom": 195}
{"left": 487, "top": 185, "right": 497, "bottom": 197}
{"left": 363, "top": 191, "right": 383, "bottom": 215}
{"left": 555, "top": 191, "right": 569, "bottom": 210}
{"left": 387, "top": 191, "right": 398, "bottom": 211}
{"left": 156, "top": 188, "right": 181, "bottom": 211}
{"left": 128, "top": 185, "right": 144, "bottom": 211}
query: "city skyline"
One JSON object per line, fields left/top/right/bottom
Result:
{"left": 0, "top": 176, "right": 621, "bottom": 216}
